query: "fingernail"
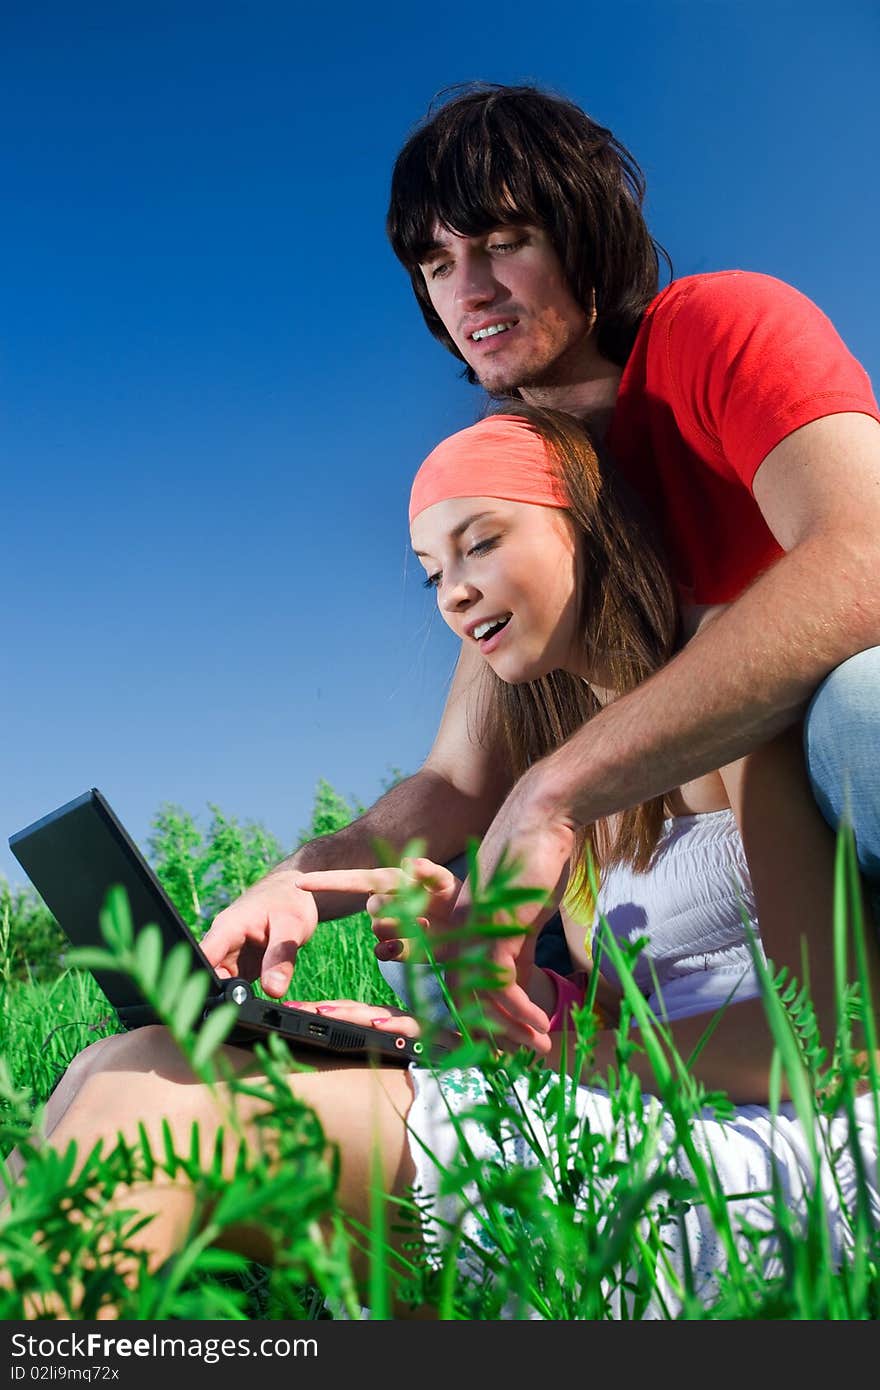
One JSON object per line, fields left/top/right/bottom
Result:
{"left": 316, "top": 1005, "right": 337, "bottom": 1014}
{"left": 371, "top": 1016, "right": 391, "bottom": 1026}
{"left": 284, "top": 1000, "right": 304, "bottom": 1008}
{"left": 265, "top": 969, "right": 288, "bottom": 991}
{"left": 377, "top": 940, "right": 403, "bottom": 961}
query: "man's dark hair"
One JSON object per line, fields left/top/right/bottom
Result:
{"left": 387, "top": 83, "right": 669, "bottom": 379}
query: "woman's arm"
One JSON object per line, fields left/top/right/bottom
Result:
{"left": 549, "top": 726, "right": 880, "bottom": 1105}
{"left": 549, "top": 998, "right": 799, "bottom": 1106}
{"left": 720, "top": 724, "right": 879, "bottom": 1046}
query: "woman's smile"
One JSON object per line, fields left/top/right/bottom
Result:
{"left": 473, "top": 613, "right": 512, "bottom": 654}
{"left": 411, "top": 495, "right": 580, "bottom": 683}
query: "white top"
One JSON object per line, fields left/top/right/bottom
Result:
{"left": 589, "top": 808, "right": 765, "bottom": 1021}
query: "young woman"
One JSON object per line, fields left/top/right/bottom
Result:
{"left": 22, "top": 408, "right": 880, "bottom": 1316}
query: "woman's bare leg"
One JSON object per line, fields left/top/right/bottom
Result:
{"left": 3, "top": 1033, "right": 121, "bottom": 1189}
{"left": 14, "top": 1026, "right": 418, "bottom": 1289}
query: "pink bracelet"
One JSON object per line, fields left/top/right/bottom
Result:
{"left": 541, "top": 968, "right": 588, "bottom": 1031}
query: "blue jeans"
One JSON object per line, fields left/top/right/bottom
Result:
{"left": 804, "top": 646, "right": 880, "bottom": 887}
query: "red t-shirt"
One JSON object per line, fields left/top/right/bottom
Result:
{"left": 606, "top": 271, "right": 880, "bottom": 605}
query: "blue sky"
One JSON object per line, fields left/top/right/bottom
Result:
{"left": 3, "top": 0, "right": 878, "bottom": 883}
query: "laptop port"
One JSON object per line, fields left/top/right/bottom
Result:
{"left": 308, "top": 1022, "right": 329, "bottom": 1039}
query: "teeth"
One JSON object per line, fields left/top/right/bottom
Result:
{"left": 471, "top": 323, "right": 512, "bottom": 342}
{"left": 474, "top": 616, "right": 510, "bottom": 641}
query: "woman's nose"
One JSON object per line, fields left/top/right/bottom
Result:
{"left": 439, "top": 577, "right": 477, "bottom": 613}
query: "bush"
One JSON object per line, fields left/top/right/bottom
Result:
{"left": 0, "top": 879, "right": 66, "bottom": 984}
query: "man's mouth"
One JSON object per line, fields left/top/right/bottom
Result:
{"left": 472, "top": 614, "right": 512, "bottom": 643}
{"left": 469, "top": 320, "right": 517, "bottom": 343}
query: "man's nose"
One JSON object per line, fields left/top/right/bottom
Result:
{"left": 453, "top": 253, "right": 497, "bottom": 311}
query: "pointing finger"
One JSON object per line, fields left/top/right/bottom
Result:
{"left": 295, "top": 868, "right": 404, "bottom": 896}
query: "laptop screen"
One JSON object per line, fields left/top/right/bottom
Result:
{"left": 9, "top": 788, "right": 221, "bottom": 1020}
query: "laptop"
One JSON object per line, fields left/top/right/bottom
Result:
{"left": 8, "top": 788, "right": 426, "bottom": 1065}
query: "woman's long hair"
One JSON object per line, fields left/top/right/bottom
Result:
{"left": 474, "top": 402, "right": 680, "bottom": 892}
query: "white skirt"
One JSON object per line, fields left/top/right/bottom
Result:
{"left": 405, "top": 1063, "right": 879, "bottom": 1319}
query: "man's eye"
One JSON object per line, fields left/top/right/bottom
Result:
{"left": 422, "top": 571, "right": 441, "bottom": 590}
{"left": 488, "top": 237, "right": 527, "bottom": 254}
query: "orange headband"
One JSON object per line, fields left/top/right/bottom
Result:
{"left": 409, "top": 414, "right": 569, "bottom": 524}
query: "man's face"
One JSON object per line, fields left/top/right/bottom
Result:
{"left": 419, "top": 223, "right": 594, "bottom": 395}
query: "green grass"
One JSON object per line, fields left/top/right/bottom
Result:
{"left": 0, "top": 912, "right": 397, "bottom": 1100}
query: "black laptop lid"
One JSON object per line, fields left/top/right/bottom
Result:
{"left": 9, "top": 788, "right": 220, "bottom": 1017}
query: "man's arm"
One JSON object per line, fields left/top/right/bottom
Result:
{"left": 201, "top": 643, "right": 512, "bottom": 993}
{"left": 466, "top": 413, "right": 880, "bottom": 1039}
{"left": 558, "top": 412, "right": 880, "bottom": 817}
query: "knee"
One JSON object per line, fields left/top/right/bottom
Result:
{"left": 60, "top": 1033, "right": 119, "bottom": 1089}
{"left": 48, "top": 1031, "right": 131, "bottom": 1110}
{"left": 805, "top": 649, "right": 880, "bottom": 783}
{"left": 63, "top": 1028, "right": 195, "bottom": 1121}
{"left": 807, "top": 647, "right": 880, "bottom": 740}
{"left": 805, "top": 647, "right": 880, "bottom": 869}
{"left": 66, "top": 1026, "right": 179, "bottom": 1083}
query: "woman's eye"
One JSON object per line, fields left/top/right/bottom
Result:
{"left": 430, "top": 262, "right": 451, "bottom": 280}
{"left": 488, "top": 237, "right": 527, "bottom": 254}
{"left": 468, "top": 537, "right": 499, "bottom": 557}
{"left": 422, "top": 571, "right": 441, "bottom": 590}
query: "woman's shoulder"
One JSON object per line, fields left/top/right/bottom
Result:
{"left": 664, "top": 772, "right": 730, "bottom": 819}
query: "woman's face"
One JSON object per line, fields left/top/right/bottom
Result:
{"left": 411, "top": 496, "right": 582, "bottom": 684}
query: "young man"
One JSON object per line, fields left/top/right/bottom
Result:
{"left": 202, "top": 85, "right": 880, "bottom": 1041}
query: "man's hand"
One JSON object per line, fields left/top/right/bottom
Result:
{"left": 297, "top": 838, "right": 569, "bottom": 1056}
{"left": 295, "top": 857, "right": 460, "bottom": 959}
{"left": 453, "top": 767, "right": 576, "bottom": 1054}
{"left": 200, "top": 867, "right": 318, "bottom": 997}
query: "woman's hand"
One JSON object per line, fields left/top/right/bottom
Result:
{"left": 285, "top": 998, "right": 422, "bottom": 1037}
{"left": 287, "top": 998, "right": 467, "bottom": 1059}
